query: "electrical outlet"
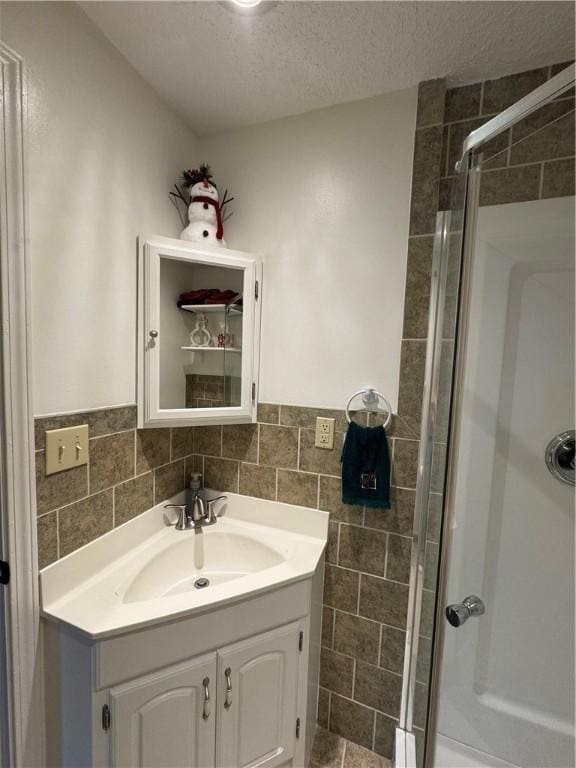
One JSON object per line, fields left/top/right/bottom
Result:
{"left": 315, "top": 417, "right": 335, "bottom": 450}
{"left": 45, "top": 424, "right": 89, "bottom": 475}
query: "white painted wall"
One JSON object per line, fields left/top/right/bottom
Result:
{"left": 0, "top": 1, "right": 198, "bottom": 416}
{"left": 2, "top": 1, "right": 415, "bottom": 415}
{"left": 199, "top": 90, "right": 416, "bottom": 410}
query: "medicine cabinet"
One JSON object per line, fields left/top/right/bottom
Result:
{"left": 137, "top": 235, "right": 262, "bottom": 428}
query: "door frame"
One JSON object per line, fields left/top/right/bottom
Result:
{"left": 0, "top": 41, "right": 43, "bottom": 767}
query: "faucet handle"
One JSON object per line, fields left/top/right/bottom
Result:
{"left": 164, "top": 503, "right": 192, "bottom": 531}
{"left": 207, "top": 496, "right": 227, "bottom": 521}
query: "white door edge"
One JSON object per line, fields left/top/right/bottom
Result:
{"left": 0, "top": 40, "right": 44, "bottom": 767}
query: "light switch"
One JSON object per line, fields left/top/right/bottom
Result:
{"left": 45, "top": 424, "right": 89, "bottom": 475}
{"left": 315, "top": 417, "right": 335, "bottom": 450}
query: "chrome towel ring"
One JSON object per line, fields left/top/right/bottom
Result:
{"left": 345, "top": 388, "right": 392, "bottom": 428}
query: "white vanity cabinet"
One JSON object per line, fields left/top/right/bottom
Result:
{"left": 110, "top": 654, "right": 217, "bottom": 768}
{"left": 107, "top": 623, "right": 301, "bottom": 768}
{"left": 44, "top": 583, "right": 317, "bottom": 768}
{"left": 216, "top": 623, "right": 300, "bottom": 768}
{"left": 41, "top": 494, "right": 327, "bottom": 768}
{"left": 137, "top": 234, "right": 262, "bottom": 427}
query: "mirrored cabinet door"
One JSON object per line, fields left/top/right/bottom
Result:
{"left": 138, "top": 235, "right": 261, "bottom": 427}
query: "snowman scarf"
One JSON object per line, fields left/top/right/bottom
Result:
{"left": 191, "top": 195, "right": 224, "bottom": 240}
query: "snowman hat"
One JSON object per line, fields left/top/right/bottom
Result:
{"left": 181, "top": 163, "right": 217, "bottom": 189}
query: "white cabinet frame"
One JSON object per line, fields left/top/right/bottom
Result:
{"left": 137, "top": 234, "right": 262, "bottom": 427}
{"left": 0, "top": 40, "right": 44, "bottom": 768}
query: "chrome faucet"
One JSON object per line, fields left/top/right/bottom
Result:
{"left": 189, "top": 487, "right": 206, "bottom": 525}
{"left": 164, "top": 494, "right": 227, "bottom": 530}
{"left": 167, "top": 489, "right": 205, "bottom": 530}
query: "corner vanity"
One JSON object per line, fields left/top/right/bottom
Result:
{"left": 41, "top": 493, "right": 327, "bottom": 768}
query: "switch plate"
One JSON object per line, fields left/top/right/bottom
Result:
{"left": 315, "top": 417, "right": 335, "bottom": 450}
{"left": 45, "top": 425, "right": 89, "bottom": 475}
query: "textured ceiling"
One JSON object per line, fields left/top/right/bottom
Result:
{"left": 82, "top": 1, "right": 575, "bottom": 135}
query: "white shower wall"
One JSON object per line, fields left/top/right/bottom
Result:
{"left": 435, "top": 197, "right": 575, "bottom": 768}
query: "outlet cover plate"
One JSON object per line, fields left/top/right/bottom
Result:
{"left": 45, "top": 424, "right": 89, "bottom": 475}
{"left": 315, "top": 417, "right": 335, "bottom": 450}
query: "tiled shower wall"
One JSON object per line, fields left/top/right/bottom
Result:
{"left": 440, "top": 61, "right": 574, "bottom": 207}
{"left": 34, "top": 60, "right": 574, "bottom": 763}
{"left": 396, "top": 59, "right": 576, "bottom": 759}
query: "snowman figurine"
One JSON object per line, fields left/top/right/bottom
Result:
{"left": 180, "top": 165, "right": 227, "bottom": 247}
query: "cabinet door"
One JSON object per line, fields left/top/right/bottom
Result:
{"left": 138, "top": 234, "right": 261, "bottom": 428}
{"left": 216, "top": 622, "right": 301, "bottom": 768}
{"left": 110, "top": 654, "right": 216, "bottom": 768}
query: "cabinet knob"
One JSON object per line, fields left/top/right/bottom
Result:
{"left": 149, "top": 329, "right": 158, "bottom": 339}
{"left": 202, "top": 677, "right": 210, "bottom": 720}
{"left": 224, "top": 667, "right": 232, "bottom": 709}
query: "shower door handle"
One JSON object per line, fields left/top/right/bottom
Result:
{"left": 446, "top": 595, "right": 485, "bottom": 627}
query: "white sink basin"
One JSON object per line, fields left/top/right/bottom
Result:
{"left": 123, "top": 530, "right": 286, "bottom": 602}
{"left": 40, "top": 492, "right": 328, "bottom": 639}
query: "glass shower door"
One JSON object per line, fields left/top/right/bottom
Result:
{"left": 431, "top": 149, "right": 575, "bottom": 766}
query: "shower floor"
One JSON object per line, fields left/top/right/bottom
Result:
{"left": 310, "top": 728, "right": 391, "bottom": 768}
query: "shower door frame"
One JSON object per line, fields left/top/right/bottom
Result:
{"left": 396, "top": 61, "right": 576, "bottom": 768}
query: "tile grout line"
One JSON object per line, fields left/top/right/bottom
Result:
{"left": 325, "top": 681, "right": 402, "bottom": 724}
{"left": 297, "top": 426, "right": 302, "bottom": 471}
{"left": 440, "top": 149, "right": 576, "bottom": 184}
{"left": 383, "top": 532, "right": 389, "bottom": 581}
{"left": 331, "top": 608, "right": 336, "bottom": 652}
{"left": 55, "top": 509, "right": 60, "bottom": 561}
{"left": 327, "top": 559, "right": 410, "bottom": 589}
{"left": 330, "top": 605, "right": 391, "bottom": 630}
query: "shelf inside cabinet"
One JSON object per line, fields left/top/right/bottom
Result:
{"left": 179, "top": 304, "right": 243, "bottom": 316}
{"left": 180, "top": 346, "right": 242, "bottom": 353}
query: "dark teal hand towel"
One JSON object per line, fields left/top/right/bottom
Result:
{"left": 341, "top": 421, "right": 391, "bottom": 508}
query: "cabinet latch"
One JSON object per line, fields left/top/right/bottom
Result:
{"left": 251, "top": 382, "right": 256, "bottom": 404}
{"left": 298, "top": 630, "right": 304, "bottom": 652}
{"left": 255, "top": 280, "right": 259, "bottom": 300}
{"left": 295, "top": 717, "right": 301, "bottom": 739}
{"left": 102, "top": 704, "right": 111, "bottom": 731}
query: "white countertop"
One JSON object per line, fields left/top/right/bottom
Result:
{"left": 40, "top": 492, "right": 328, "bottom": 640}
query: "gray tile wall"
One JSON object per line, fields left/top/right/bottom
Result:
{"left": 439, "top": 62, "right": 575, "bottom": 209}
{"left": 35, "top": 406, "right": 194, "bottom": 568}
{"left": 185, "top": 373, "right": 241, "bottom": 408}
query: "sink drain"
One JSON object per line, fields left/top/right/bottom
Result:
{"left": 194, "top": 577, "right": 210, "bottom": 589}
